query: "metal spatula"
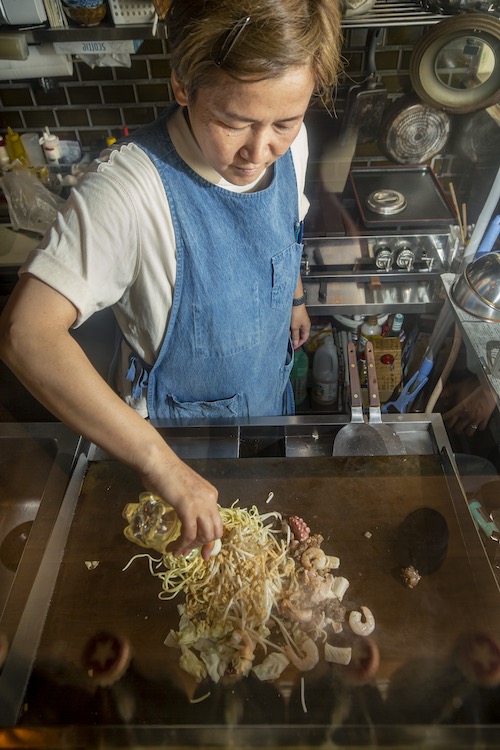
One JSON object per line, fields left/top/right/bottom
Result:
{"left": 333, "top": 342, "right": 388, "bottom": 456}
{"left": 365, "top": 342, "right": 406, "bottom": 455}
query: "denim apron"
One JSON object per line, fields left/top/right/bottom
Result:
{"left": 126, "top": 107, "right": 303, "bottom": 420}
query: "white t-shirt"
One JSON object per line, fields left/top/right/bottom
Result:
{"left": 22, "top": 106, "right": 310, "bottom": 412}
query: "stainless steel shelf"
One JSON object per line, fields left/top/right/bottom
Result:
{"left": 24, "top": 22, "right": 165, "bottom": 43}
{"left": 342, "top": 0, "right": 448, "bottom": 27}
{"left": 16, "top": 0, "right": 449, "bottom": 44}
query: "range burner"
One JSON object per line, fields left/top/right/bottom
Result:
{"left": 349, "top": 166, "right": 456, "bottom": 229}
{"left": 366, "top": 189, "right": 407, "bottom": 216}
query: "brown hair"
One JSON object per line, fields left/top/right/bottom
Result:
{"left": 166, "top": 0, "right": 343, "bottom": 107}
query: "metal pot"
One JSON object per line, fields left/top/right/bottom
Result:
{"left": 452, "top": 251, "right": 500, "bottom": 322}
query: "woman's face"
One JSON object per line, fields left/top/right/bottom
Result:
{"left": 171, "top": 66, "right": 315, "bottom": 186}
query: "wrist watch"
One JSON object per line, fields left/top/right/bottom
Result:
{"left": 292, "top": 294, "right": 306, "bottom": 306}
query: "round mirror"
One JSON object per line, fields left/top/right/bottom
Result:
{"left": 435, "top": 36, "right": 496, "bottom": 89}
{"left": 410, "top": 14, "right": 500, "bottom": 113}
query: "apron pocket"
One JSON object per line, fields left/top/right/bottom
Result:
{"left": 194, "top": 281, "right": 260, "bottom": 358}
{"left": 164, "top": 392, "right": 245, "bottom": 419}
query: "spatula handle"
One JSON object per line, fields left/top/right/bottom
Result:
{"left": 347, "top": 342, "right": 362, "bottom": 411}
{"left": 365, "top": 342, "right": 380, "bottom": 408}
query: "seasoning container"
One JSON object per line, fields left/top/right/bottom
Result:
{"left": 5, "top": 126, "right": 28, "bottom": 165}
{"left": 312, "top": 336, "right": 339, "bottom": 406}
{"left": 21, "top": 132, "right": 46, "bottom": 167}
{"left": 388, "top": 313, "right": 404, "bottom": 337}
{"left": 0, "top": 137, "right": 10, "bottom": 169}
{"left": 290, "top": 346, "right": 309, "bottom": 406}
{"left": 39, "top": 127, "right": 61, "bottom": 163}
{"left": 358, "top": 315, "right": 382, "bottom": 352}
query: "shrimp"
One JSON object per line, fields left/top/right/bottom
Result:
{"left": 229, "top": 630, "right": 255, "bottom": 676}
{"left": 301, "top": 547, "right": 328, "bottom": 570}
{"left": 349, "top": 606, "right": 375, "bottom": 637}
{"left": 285, "top": 635, "right": 319, "bottom": 671}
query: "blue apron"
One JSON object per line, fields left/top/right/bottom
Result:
{"left": 126, "top": 107, "right": 303, "bottom": 420}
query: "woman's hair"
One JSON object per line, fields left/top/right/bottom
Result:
{"left": 166, "top": 0, "right": 343, "bottom": 107}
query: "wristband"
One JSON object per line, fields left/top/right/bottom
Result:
{"left": 292, "top": 295, "right": 306, "bottom": 306}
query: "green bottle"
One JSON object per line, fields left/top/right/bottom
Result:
{"left": 291, "top": 346, "right": 309, "bottom": 405}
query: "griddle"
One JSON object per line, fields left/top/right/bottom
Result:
{"left": 350, "top": 166, "right": 456, "bottom": 228}
{"left": 21, "top": 453, "right": 500, "bottom": 732}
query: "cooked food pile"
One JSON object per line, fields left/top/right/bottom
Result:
{"left": 123, "top": 494, "right": 375, "bottom": 683}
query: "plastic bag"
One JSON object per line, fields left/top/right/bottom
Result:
{"left": 1, "top": 168, "right": 65, "bottom": 234}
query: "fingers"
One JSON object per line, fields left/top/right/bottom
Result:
{"left": 172, "top": 505, "right": 223, "bottom": 557}
{"left": 290, "top": 307, "right": 311, "bottom": 350}
{"left": 442, "top": 384, "right": 496, "bottom": 436}
{"left": 141, "top": 457, "right": 223, "bottom": 558}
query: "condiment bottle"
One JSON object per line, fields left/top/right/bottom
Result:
{"left": 389, "top": 313, "right": 404, "bottom": 338}
{"left": 312, "top": 336, "right": 338, "bottom": 406}
{"left": 358, "top": 315, "right": 381, "bottom": 352}
{"left": 39, "top": 127, "right": 61, "bottom": 163}
{"left": 21, "top": 132, "right": 46, "bottom": 167}
{"left": 0, "top": 137, "right": 10, "bottom": 169}
{"left": 290, "top": 346, "right": 309, "bottom": 406}
{"left": 5, "top": 126, "right": 28, "bottom": 165}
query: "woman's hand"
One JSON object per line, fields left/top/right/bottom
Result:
{"left": 140, "top": 452, "right": 223, "bottom": 560}
{"left": 290, "top": 303, "right": 311, "bottom": 350}
{"left": 443, "top": 379, "right": 498, "bottom": 438}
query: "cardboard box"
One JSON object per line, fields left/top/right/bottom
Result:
{"left": 371, "top": 335, "right": 402, "bottom": 393}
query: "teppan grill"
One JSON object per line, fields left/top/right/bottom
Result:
{"left": 1, "top": 415, "right": 500, "bottom": 748}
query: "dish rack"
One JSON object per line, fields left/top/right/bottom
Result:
{"left": 108, "top": 0, "right": 156, "bottom": 25}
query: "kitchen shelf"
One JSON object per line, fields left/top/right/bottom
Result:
{"left": 23, "top": 21, "right": 165, "bottom": 43}
{"left": 342, "top": 0, "right": 448, "bottom": 27}
{"left": 12, "top": 0, "right": 449, "bottom": 44}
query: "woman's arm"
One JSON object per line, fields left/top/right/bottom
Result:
{"left": 290, "top": 277, "right": 310, "bottom": 350}
{"left": 0, "top": 275, "right": 222, "bottom": 559}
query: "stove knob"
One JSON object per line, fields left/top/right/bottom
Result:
{"left": 395, "top": 247, "right": 415, "bottom": 270}
{"left": 374, "top": 246, "right": 393, "bottom": 270}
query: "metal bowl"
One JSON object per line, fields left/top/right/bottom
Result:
{"left": 452, "top": 251, "right": 500, "bottom": 322}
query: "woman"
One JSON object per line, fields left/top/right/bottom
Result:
{"left": 0, "top": 0, "right": 343, "bottom": 557}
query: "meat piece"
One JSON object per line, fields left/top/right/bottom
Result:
{"left": 401, "top": 565, "right": 421, "bottom": 588}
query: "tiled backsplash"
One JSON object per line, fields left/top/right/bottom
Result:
{"left": 0, "top": 24, "right": 496, "bottom": 216}
{"left": 0, "top": 27, "right": 425, "bottom": 158}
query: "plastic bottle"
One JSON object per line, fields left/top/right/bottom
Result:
{"left": 5, "top": 126, "right": 28, "bottom": 165}
{"left": 39, "top": 127, "right": 61, "bottom": 163}
{"left": 0, "top": 137, "right": 10, "bottom": 169}
{"left": 358, "top": 315, "right": 382, "bottom": 352}
{"left": 21, "top": 132, "right": 46, "bottom": 167}
{"left": 290, "top": 346, "right": 309, "bottom": 406}
{"left": 312, "top": 336, "right": 338, "bottom": 406}
{"left": 388, "top": 313, "right": 404, "bottom": 338}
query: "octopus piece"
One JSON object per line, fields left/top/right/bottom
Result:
{"left": 288, "top": 515, "right": 311, "bottom": 543}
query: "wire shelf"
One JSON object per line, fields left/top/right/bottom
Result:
{"left": 343, "top": 0, "right": 449, "bottom": 27}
